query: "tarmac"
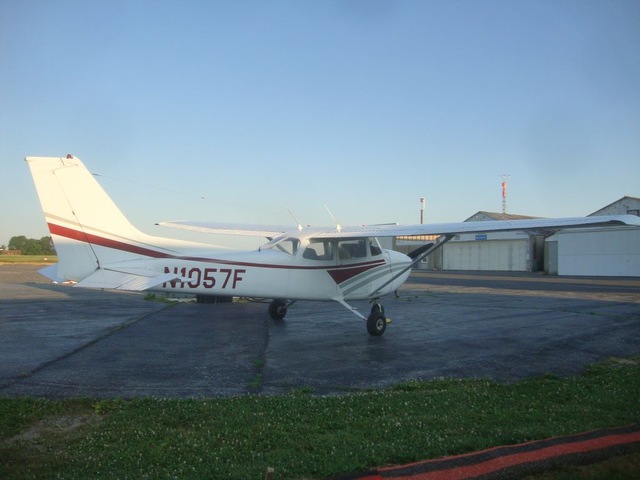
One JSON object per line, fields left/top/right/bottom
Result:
{"left": 1, "top": 264, "right": 639, "bottom": 398}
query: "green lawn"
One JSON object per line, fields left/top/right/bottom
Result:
{"left": 0, "top": 255, "right": 57, "bottom": 264}
{"left": 1, "top": 357, "right": 638, "bottom": 479}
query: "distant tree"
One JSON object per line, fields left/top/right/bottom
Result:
{"left": 39, "top": 236, "right": 55, "bottom": 254}
{"left": 8, "top": 235, "right": 56, "bottom": 255}
{"left": 8, "top": 236, "right": 27, "bottom": 252}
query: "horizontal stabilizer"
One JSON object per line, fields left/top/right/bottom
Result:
{"left": 75, "top": 268, "right": 182, "bottom": 291}
{"left": 38, "top": 264, "right": 66, "bottom": 283}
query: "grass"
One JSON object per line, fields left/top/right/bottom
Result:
{"left": 1, "top": 357, "right": 639, "bottom": 479}
{"left": 0, "top": 255, "right": 57, "bottom": 264}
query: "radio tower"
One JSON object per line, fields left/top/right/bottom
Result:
{"left": 499, "top": 175, "right": 510, "bottom": 214}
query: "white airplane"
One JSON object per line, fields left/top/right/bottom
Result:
{"left": 26, "top": 155, "right": 640, "bottom": 336}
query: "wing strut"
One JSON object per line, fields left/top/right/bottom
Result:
{"left": 370, "top": 234, "right": 455, "bottom": 298}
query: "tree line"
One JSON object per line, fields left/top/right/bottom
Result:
{"left": 3, "top": 236, "right": 56, "bottom": 255}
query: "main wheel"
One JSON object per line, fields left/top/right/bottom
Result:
{"left": 268, "top": 299, "right": 288, "bottom": 320}
{"left": 367, "top": 312, "right": 387, "bottom": 336}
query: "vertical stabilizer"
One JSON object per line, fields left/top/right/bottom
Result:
{"left": 25, "top": 156, "right": 157, "bottom": 281}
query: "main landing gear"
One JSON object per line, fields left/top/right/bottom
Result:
{"left": 268, "top": 299, "right": 289, "bottom": 320}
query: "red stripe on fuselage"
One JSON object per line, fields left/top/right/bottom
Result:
{"left": 327, "top": 263, "right": 384, "bottom": 284}
{"left": 48, "top": 223, "right": 174, "bottom": 258}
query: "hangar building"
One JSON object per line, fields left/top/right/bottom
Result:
{"left": 395, "top": 211, "right": 544, "bottom": 272}
{"left": 545, "top": 196, "right": 640, "bottom": 276}
{"left": 396, "top": 196, "right": 639, "bottom": 277}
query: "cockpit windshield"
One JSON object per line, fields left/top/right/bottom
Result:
{"left": 370, "top": 238, "right": 382, "bottom": 256}
{"left": 262, "top": 236, "right": 299, "bottom": 255}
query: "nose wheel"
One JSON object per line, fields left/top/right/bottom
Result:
{"left": 367, "top": 302, "right": 388, "bottom": 336}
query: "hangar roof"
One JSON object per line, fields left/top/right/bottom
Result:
{"left": 464, "top": 211, "right": 540, "bottom": 222}
{"left": 589, "top": 196, "right": 640, "bottom": 217}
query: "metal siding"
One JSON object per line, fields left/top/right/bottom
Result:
{"left": 545, "top": 240, "right": 558, "bottom": 275}
{"left": 443, "top": 239, "right": 528, "bottom": 271}
{"left": 557, "top": 228, "right": 640, "bottom": 276}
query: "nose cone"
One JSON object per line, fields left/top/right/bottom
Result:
{"left": 388, "top": 249, "right": 412, "bottom": 266}
{"left": 388, "top": 249, "right": 413, "bottom": 289}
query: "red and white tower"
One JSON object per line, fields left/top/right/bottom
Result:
{"left": 499, "top": 175, "right": 510, "bottom": 214}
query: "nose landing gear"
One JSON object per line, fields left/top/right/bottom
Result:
{"left": 366, "top": 302, "right": 388, "bottom": 336}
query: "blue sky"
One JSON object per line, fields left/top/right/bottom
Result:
{"left": 1, "top": 0, "right": 639, "bottom": 247}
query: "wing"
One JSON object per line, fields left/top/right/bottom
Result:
{"left": 159, "top": 215, "right": 640, "bottom": 240}
{"left": 310, "top": 214, "right": 640, "bottom": 238}
{"left": 157, "top": 220, "right": 294, "bottom": 238}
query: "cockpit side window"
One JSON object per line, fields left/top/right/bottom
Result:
{"left": 337, "top": 239, "right": 368, "bottom": 259}
{"left": 300, "top": 237, "right": 383, "bottom": 261}
{"left": 303, "top": 239, "right": 334, "bottom": 261}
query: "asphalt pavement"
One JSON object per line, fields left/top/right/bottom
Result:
{"left": 1, "top": 264, "right": 639, "bottom": 398}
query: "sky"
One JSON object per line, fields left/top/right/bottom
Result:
{"left": 1, "top": 0, "right": 639, "bottom": 248}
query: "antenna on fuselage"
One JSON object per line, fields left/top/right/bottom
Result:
{"left": 286, "top": 207, "right": 304, "bottom": 231}
{"left": 324, "top": 205, "right": 342, "bottom": 232}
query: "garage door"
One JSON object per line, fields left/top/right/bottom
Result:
{"left": 443, "top": 239, "right": 528, "bottom": 271}
{"left": 557, "top": 228, "right": 640, "bottom": 276}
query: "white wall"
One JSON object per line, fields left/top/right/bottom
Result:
{"left": 557, "top": 227, "right": 640, "bottom": 276}
{"left": 443, "top": 239, "right": 528, "bottom": 271}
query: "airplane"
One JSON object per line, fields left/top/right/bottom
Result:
{"left": 26, "top": 155, "right": 640, "bottom": 336}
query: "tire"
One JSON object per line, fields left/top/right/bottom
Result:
{"left": 367, "top": 312, "right": 387, "bottom": 336}
{"left": 268, "top": 299, "right": 288, "bottom": 320}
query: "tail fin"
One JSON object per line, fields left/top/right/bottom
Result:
{"left": 25, "top": 155, "right": 169, "bottom": 281}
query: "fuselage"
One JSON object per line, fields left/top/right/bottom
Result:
{"left": 47, "top": 215, "right": 412, "bottom": 302}
{"left": 138, "top": 236, "right": 412, "bottom": 301}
